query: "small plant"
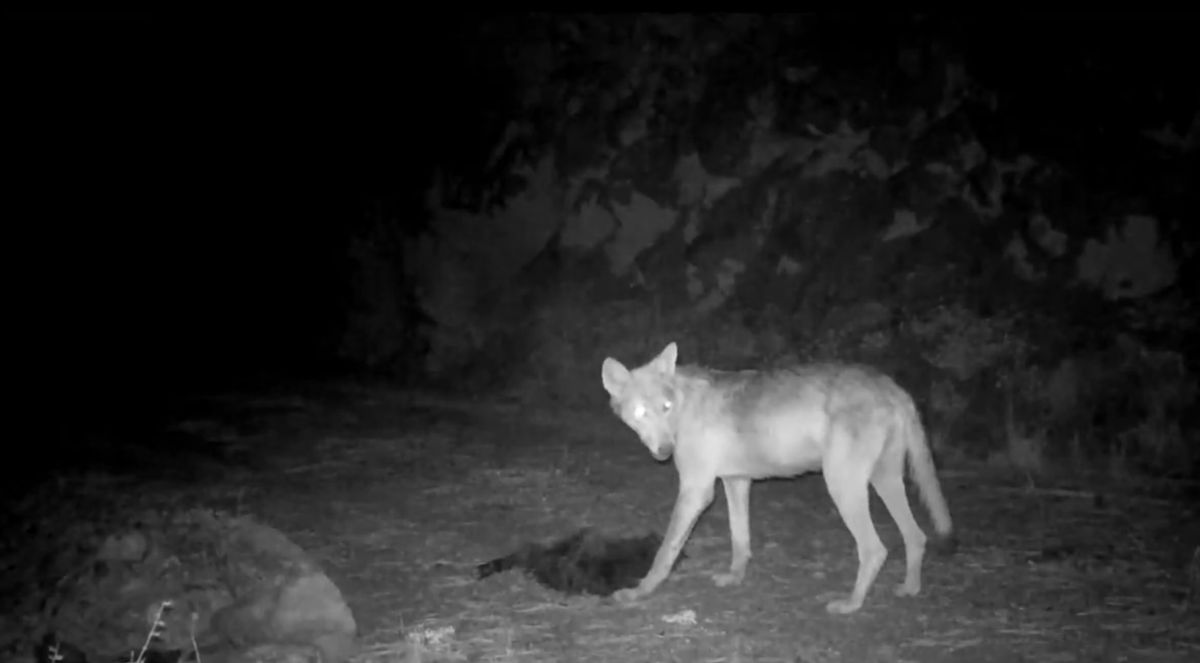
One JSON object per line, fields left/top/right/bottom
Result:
{"left": 405, "top": 622, "right": 458, "bottom": 662}
{"left": 119, "top": 600, "right": 202, "bottom": 662}
{"left": 124, "top": 600, "right": 177, "bottom": 663}
{"left": 189, "top": 611, "right": 202, "bottom": 663}
{"left": 45, "top": 638, "right": 64, "bottom": 663}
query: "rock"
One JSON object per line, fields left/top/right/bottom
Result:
{"left": 208, "top": 517, "right": 357, "bottom": 663}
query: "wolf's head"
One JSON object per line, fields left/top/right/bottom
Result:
{"left": 601, "top": 342, "right": 680, "bottom": 461}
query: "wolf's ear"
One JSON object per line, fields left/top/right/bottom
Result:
{"left": 650, "top": 342, "right": 678, "bottom": 375}
{"left": 601, "top": 357, "right": 631, "bottom": 396}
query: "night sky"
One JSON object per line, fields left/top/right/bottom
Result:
{"left": 15, "top": 15, "right": 471, "bottom": 404}
{"left": 11, "top": 12, "right": 1197, "bottom": 434}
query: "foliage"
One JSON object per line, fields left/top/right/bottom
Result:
{"left": 343, "top": 15, "right": 1197, "bottom": 478}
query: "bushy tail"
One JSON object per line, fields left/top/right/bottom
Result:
{"left": 902, "top": 399, "right": 954, "bottom": 540}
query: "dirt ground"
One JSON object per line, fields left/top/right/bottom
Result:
{"left": 13, "top": 383, "right": 1200, "bottom": 662}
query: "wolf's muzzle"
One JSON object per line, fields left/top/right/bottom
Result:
{"left": 648, "top": 436, "right": 675, "bottom": 461}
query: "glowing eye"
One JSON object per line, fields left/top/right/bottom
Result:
{"left": 662, "top": 400, "right": 673, "bottom": 413}
{"left": 633, "top": 403, "right": 647, "bottom": 418}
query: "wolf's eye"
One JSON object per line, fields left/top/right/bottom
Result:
{"left": 632, "top": 403, "right": 647, "bottom": 419}
{"left": 661, "top": 400, "right": 673, "bottom": 413}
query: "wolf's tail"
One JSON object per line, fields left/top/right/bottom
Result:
{"left": 900, "top": 396, "right": 954, "bottom": 540}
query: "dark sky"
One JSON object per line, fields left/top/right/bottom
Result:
{"left": 13, "top": 14, "right": 467, "bottom": 403}
{"left": 12, "top": 12, "right": 1197, "bottom": 410}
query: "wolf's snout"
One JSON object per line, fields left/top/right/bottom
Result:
{"left": 648, "top": 436, "right": 675, "bottom": 461}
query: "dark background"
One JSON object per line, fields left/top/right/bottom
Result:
{"left": 14, "top": 15, "right": 459, "bottom": 401}
{"left": 11, "top": 12, "right": 1198, "bottom": 433}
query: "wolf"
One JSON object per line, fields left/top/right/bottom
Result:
{"left": 600, "top": 342, "right": 954, "bottom": 614}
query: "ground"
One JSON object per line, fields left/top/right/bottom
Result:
{"left": 14, "top": 382, "right": 1200, "bottom": 662}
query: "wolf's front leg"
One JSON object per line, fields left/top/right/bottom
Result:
{"left": 614, "top": 481, "right": 714, "bottom": 603}
{"left": 713, "top": 476, "right": 752, "bottom": 587}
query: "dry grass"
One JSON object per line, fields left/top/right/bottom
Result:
{"left": 9, "top": 384, "right": 1200, "bottom": 663}
{"left": 266, "top": 387, "right": 1198, "bottom": 663}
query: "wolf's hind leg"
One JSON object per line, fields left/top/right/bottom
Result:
{"left": 871, "top": 447, "right": 927, "bottom": 598}
{"left": 822, "top": 429, "right": 887, "bottom": 614}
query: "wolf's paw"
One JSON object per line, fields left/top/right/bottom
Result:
{"left": 613, "top": 587, "right": 642, "bottom": 604}
{"left": 824, "top": 596, "right": 863, "bottom": 615}
{"left": 711, "top": 570, "right": 744, "bottom": 588}
{"left": 893, "top": 580, "right": 920, "bottom": 597}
